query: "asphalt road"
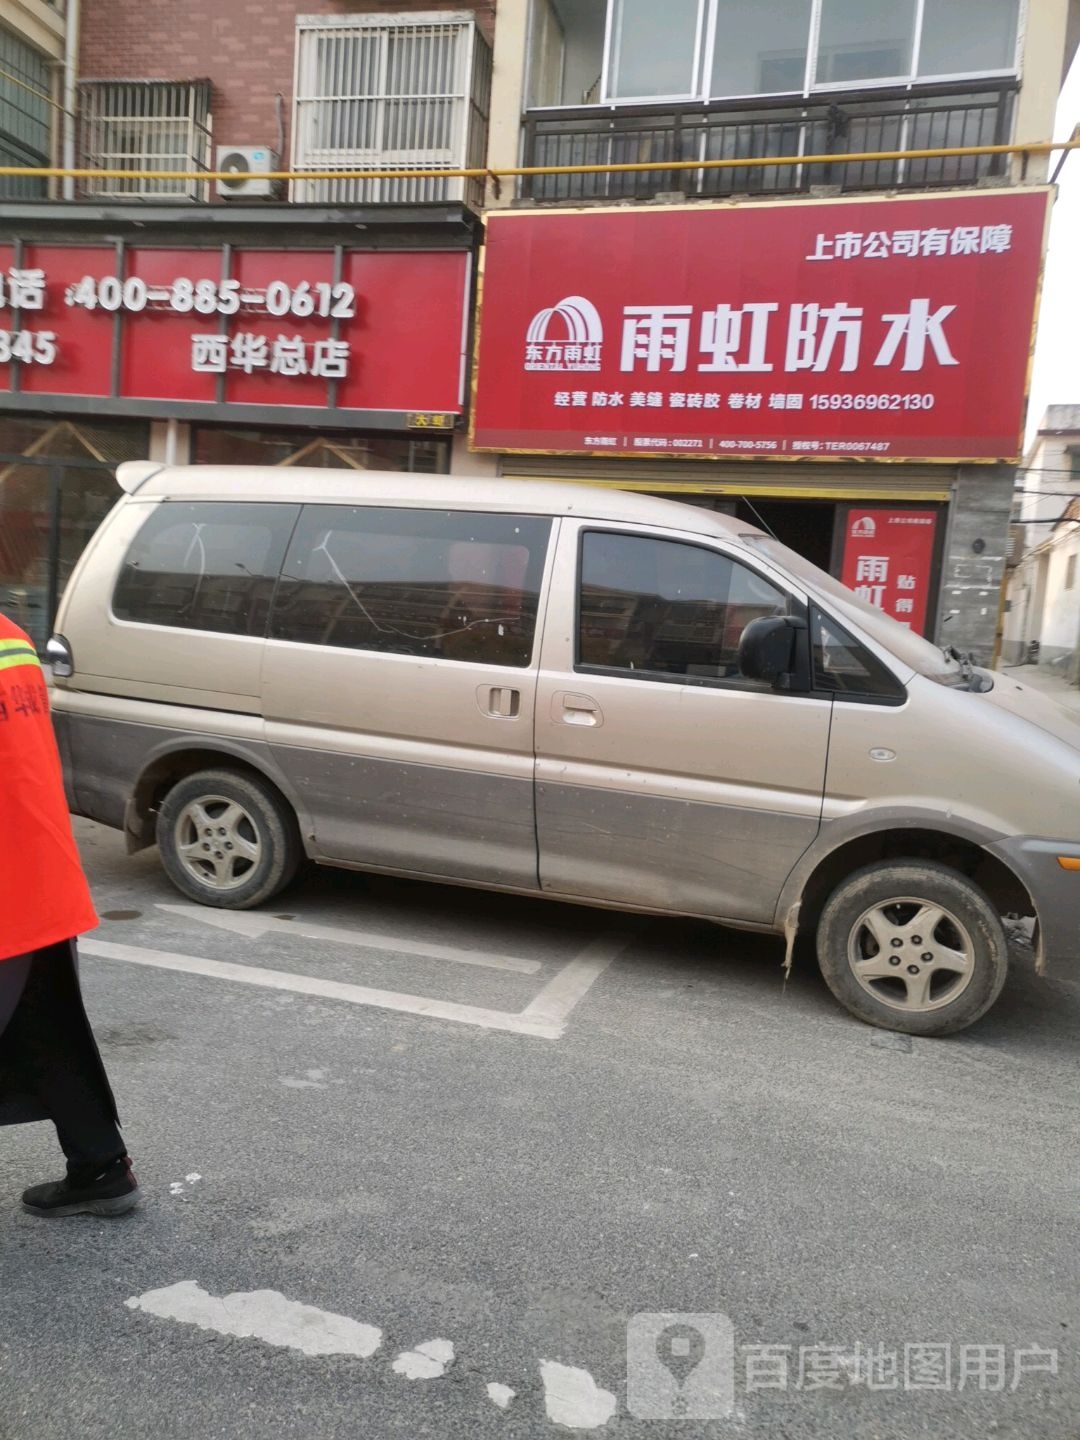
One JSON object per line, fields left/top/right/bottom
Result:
{"left": 1, "top": 819, "right": 1078, "bottom": 1439}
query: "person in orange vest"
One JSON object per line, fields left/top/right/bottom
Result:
{"left": 0, "top": 614, "right": 138, "bottom": 1217}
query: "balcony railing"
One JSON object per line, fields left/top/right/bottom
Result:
{"left": 520, "top": 81, "right": 1017, "bottom": 204}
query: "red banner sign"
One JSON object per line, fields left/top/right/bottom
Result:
{"left": 470, "top": 190, "right": 1049, "bottom": 462}
{"left": 0, "top": 246, "right": 470, "bottom": 417}
{"left": 840, "top": 507, "right": 939, "bottom": 635}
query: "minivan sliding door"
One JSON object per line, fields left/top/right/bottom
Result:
{"left": 263, "top": 504, "right": 553, "bottom": 888}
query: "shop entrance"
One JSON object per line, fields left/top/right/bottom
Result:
{"left": 731, "top": 498, "right": 837, "bottom": 573}
{"left": 0, "top": 418, "right": 148, "bottom": 651}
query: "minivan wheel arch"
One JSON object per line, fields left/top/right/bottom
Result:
{"left": 126, "top": 745, "right": 310, "bottom": 855}
{"left": 785, "top": 827, "right": 1038, "bottom": 962}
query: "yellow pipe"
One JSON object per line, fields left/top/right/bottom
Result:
{"left": 0, "top": 136, "right": 1077, "bottom": 184}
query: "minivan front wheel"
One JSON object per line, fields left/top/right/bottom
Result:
{"left": 817, "top": 861, "right": 1008, "bottom": 1036}
{"left": 156, "top": 769, "right": 301, "bottom": 909}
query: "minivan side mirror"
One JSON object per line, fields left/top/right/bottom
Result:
{"left": 738, "top": 615, "right": 805, "bottom": 688}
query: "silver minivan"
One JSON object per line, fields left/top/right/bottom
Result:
{"left": 48, "top": 462, "right": 1080, "bottom": 1036}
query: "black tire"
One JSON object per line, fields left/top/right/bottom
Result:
{"left": 816, "top": 860, "right": 1008, "bottom": 1037}
{"left": 156, "top": 769, "right": 302, "bottom": 910}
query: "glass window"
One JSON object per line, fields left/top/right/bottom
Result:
{"left": 113, "top": 502, "right": 299, "bottom": 636}
{"left": 0, "top": 22, "right": 52, "bottom": 200}
{"left": 710, "top": 0, "right": 810, "bottom": 96}
{"left": 917, "top": 0, "right": 1019, "bottom": 75}
{"left": 815, "top": 0, "right": 916, "bottom": 84}
{"left": 577, "top": 531, "right": 787, "bottom": 684}
{"left": 529, "top": 0, "right": 568, "bottom": 107}
{"left": 606, "top": 0, "right": 702, "bottom": 98}
{"left": 812, "top": 608, "right": 905, "bottom": 700}
{"left": 194, "top": 426, "right": 450, "bottom": 473}
{"left": 533, "top": 0, "right": 1018, "bottom": 110}
{"left": 271, "top": 506, "right": 552, "bottom": 667}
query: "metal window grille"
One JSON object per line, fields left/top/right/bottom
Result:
{"left": 78, "top": 80, "right": 212, "bottom": 200}
{"left": 0, "top": 23, "right": 52, "bottom": 200}
{"left": 292, "top": 12, "right": 492, "bottom": 207}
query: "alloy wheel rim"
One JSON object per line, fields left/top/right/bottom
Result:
{"left": 174, "top": 794, "right": 261, "bottom": 891}
{"left": 847, "top": 895, "right": 976, "bottom": 1013}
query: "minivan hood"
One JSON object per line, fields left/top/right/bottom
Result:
{"left": 981, "top": 671, "right": 1080, "bottom": 751}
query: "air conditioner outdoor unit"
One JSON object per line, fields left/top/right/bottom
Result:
{"left": 216, "top": 146, "right": 278, "bottom": 199}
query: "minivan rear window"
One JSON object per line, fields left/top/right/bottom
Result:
{"left": 270, "top": 506, "right": 551, "bottom": 667}
{"left": 113, "top": 501, "right": 299, "bottom": 636}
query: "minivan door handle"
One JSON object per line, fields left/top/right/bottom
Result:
{"left": 554, "top": 691, "right": 603, "bottom": 727}
{"left": 477, "top": 685, "right": 520, "bottom": 719}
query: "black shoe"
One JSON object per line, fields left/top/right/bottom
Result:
{"left": 21, "top": 1156, "right": 139, "bottom": 1218}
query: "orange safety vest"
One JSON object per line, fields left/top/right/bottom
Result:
{"left": 0, "top": 615, "right": 98, "bottom": 962}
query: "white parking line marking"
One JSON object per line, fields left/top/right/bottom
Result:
{"left": 125, "top": 1281, "right": 382, "bottom": 1358}
{"left": 81, "top": 931, "right": 625, "bottom": 1039}
{"left": 157, "top": 903, "right": 542, "bottom": 975}
{"left": 518, "top": 934, "right": 629, "bottom": 1029}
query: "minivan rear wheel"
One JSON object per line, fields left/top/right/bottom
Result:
{"left": 156, "top": 769, "right": 301, "bottom": 910}
{"left": 816, "top": 860, "right": 1008, "bottom": 1036}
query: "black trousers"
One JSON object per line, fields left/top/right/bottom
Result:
{"left": 0, "top": 942, "right": 125, "bottom": 1173}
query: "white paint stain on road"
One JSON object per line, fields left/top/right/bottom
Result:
{"left": 280, "top": 1068, "right": 331, "bottom": 1090}
{"left": 392, "top": 1337, "right": 455, "bottom": 1378}
{"left": 169, "top": 1174, "right": 202, "bottom": 1197}
{"left": 539, "top": 1361, "right": 616, "bottom": 1430}
{"left": 125, "top": 1281, "right": 382, "bottom": 1359}
{"left": 486, "top": 1382, "right": 516, "bottom": 1409}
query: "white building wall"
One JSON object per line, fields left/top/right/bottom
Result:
{"left": 1002, "top": 553, "right": 1036, "bottom": 660}
{"left": 1039, "top": 528, "right": 1080, "bottom": 665}
{"left": 1017, "top": 409, "right": 1080, "bottom": 548}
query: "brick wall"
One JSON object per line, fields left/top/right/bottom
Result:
{"left": 79, "top": 0, "right": 496, "bottom": 159}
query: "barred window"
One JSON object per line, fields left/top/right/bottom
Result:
{"left": 78, "top": 80, "right": 212, "bottom": 200}
{"left": 292, "top": 13, "right": 491, "bottom": 207}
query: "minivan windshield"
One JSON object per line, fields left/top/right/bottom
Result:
{"left": 742, "top": 532, "right": 963, "bottom": 684}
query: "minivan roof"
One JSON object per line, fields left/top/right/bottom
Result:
{"left": 115, "top": 462, "right": 750, "bottom": 540}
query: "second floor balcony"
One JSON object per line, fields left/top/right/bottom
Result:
{"left": 518, "top": 0, "right": 1024, "bottom": 202}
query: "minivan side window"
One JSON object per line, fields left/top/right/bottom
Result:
{"left": 811, "top": 607, "right": 906, "bottom": 702}
{"left": 270, "top": 506, "right": 552, "bottom": 667}
{"left": 577, "top": 531, "right": 787, "bottom": 686}
{"left": 113, "top": 502, "right": 299, "bottom": 636}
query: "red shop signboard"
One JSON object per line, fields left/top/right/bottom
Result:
{"left": 839, "top": 507, "right": 940, "bottom": 635}
{"left": 470, "top": 189, "right": 1050, "bottom": 462}
{"left": 0, "top": 246, "right": 471, "bottom": 423}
